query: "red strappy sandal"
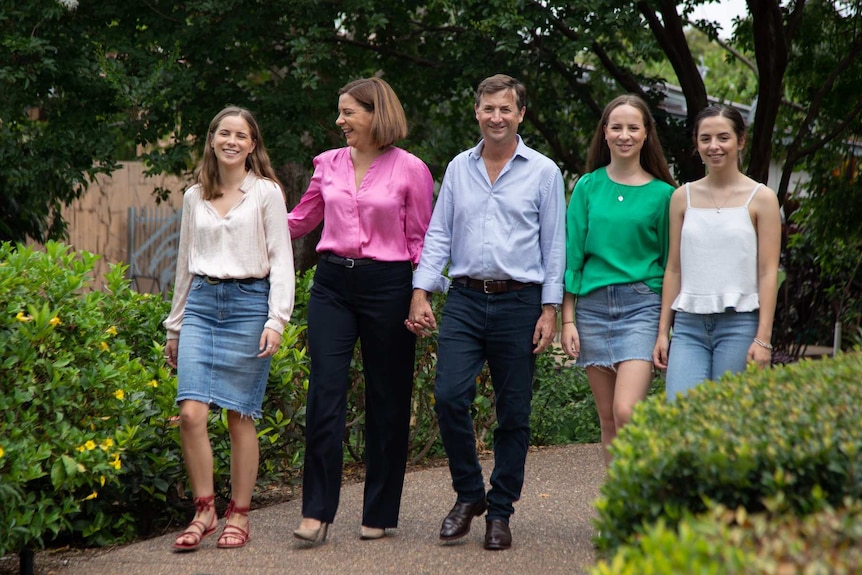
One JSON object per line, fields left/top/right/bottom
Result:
{"left": 172, "top": 494, "right": 218, "bottom": 552}
{"left": 217, "top": 499, "right": 250, "bottom": 549}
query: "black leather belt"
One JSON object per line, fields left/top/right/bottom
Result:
{"left": 453, "top": 277, "right": 538, "bottom": 294}
{"left": 320, "top": 253, "right": 377, "bottom": 268}
{"left": 200, "top": 275, "right": 261, "bottom": 285}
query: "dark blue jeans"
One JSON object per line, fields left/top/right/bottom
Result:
{"left": 434, "top": 283, "right": 540, "bottom": 522}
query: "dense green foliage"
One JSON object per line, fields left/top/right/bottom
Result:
{"left": 0, "top": 242, "right": 600, "bottom": 554}
{"left": 4, "top": 1, "right": 861, "bottom": 238}
{"left": 594, "top": 352, "right": 862, "bottom": 553}
{"left": 593, "top": 500, "right": 862, "bottom": 574}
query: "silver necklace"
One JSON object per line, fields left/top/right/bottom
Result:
{"left": 708, "top": 184, "right": 733, "bottom": 213}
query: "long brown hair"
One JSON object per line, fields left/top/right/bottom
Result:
{"left": 339, "top": 77, "right": 408, "bottom": 148}
{"left": 586, "top": 95, "right": 677, "bottom": 187}
{"left": 197, "top": 106, "right": 280, "bottom": 200}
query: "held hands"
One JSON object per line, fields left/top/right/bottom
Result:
{"left": 405, "top": 290, "right": 437, "bottom": 337}
{"left": 257, "top": 327, "right": 282, "bottom": 358}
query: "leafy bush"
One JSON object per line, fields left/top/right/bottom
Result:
{"left": 593, "top": 499, "right": 862, "bottom": 574}
{"left": 594, "top": 352, "right": 862, "bottom": 552}
{"left": 0, "top": 242, "right": 175, "bottom": 553}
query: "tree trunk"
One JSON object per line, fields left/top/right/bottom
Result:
{"left": 747, "top": 0, "right": 789, "bottom": 185}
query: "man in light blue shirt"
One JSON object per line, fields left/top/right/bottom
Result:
{"left": 406, "top": 74, "right": 565, "bottom": 551}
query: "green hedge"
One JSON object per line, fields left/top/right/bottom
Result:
{"left": 593, "top": 499, "right": 862, "bottom": 574}
{"left": 594, "top": 351, "right": 862, "bottom": 552}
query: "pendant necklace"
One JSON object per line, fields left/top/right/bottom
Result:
{"left": 616, "top": 184, "right": 625, "bottom": 202}
{"left": 708, "top": 183, "right": 733, "bottom": 213}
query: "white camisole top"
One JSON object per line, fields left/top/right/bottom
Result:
{"left": 672, "top": 182, "right": 762, "bottom": 314}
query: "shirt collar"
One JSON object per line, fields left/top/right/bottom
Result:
{"left": 468, "top": 134, "right": 530, "bottom": 162}
{"left": 238, "top": 171, "right": 258, "bottom": 193}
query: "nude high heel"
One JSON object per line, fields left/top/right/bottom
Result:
{"left": 293, "top": 520, "right": 329, "bottom": 543}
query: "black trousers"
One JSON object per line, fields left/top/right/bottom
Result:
{"left": 301, "top": 258, "right": 416, "bottom": 527}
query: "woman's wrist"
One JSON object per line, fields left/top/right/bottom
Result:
{"left": 753, "top": 337, "right": 773, "bottom": 350}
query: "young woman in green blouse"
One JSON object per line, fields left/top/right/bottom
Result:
{"left": 561, "top": 95, "right": 676, "bottom": 465}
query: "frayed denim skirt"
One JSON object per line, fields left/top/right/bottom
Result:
{"left": 575, "top": 282, "right": 661, "bottom": 367}
{"left": 176, "top": 275, "right": 272, "bottom": 418}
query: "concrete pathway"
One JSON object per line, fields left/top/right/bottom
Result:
{"left": 60, "top": 444, "right": 604, "bottom": 575}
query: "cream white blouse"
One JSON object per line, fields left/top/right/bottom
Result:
{"left": 164, "top": 172, "right": 295, "bottom": 339}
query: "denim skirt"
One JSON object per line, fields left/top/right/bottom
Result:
{"left": 575, "top": 282, "right": 661, "bottom": 367}
{"left": 176, "top": 276, "right": 272, "bottom": 418}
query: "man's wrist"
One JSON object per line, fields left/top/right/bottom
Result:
{"left": 543, "top": 303, "right": 560, "bottom": 313}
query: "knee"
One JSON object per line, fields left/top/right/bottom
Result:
{"left": 614, "top": 404, "right": 634, "bottom": 428}
{"left": 177, "top": 403, "right": 208, "bottom": 430}
{"left": 434, "top": 385, "right": 469, "bottom": 416}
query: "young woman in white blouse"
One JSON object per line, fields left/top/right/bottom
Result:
{"left": 653, "top": 104, "right": 781, "bottom": 400}
{"left": 164, "top": 106, "right": 295, "bottom": 550}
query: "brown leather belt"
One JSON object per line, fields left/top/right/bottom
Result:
{"left": 453, "top": 277, "right": 538, "bottom": 294}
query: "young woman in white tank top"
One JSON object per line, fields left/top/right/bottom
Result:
{"left": 653, "top": 105, "right": 782, "bottom": 400}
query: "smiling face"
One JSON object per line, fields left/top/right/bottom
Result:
{"left": 696, "top": 115, "right": 745, "bottom": 170}
{"left": 603, "top": 104, "right": 646, "bottom": 162}
{"left": 336, "top": 93, "right": 375, "bottom": 151}
{"left": 210, "top": 114, "right": 255, "bottom": 169}
{"left": 474, "top": 88, "right": 525, "bottom": 148}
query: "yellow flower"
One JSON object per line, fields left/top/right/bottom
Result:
{"left": 100, "top": 475, "right": 106, "bottom": 486}
{"left": 99, "top": 341, "right": 109, "bottom": 352}
{"left": 106, "top": 326, "right": 118, "bottom": 336}
{"left": 108, "top": 454, "right": 121, "bottom": 470}
{"left": 15, "top": 312, "right": 32, "bottom": 322}
{"left": 84, "top": 440, "right": 96, "bottom": 451}
{"left": 49, "top": 316, "right": 62, "bottom": 326}
{"left": 0, "top": 445, "right": 4, "bottom": 459}
{"left": 76, "top": 445, "right": 86, "bottom": 452}
{"left": 99, "top": 438, "right": 114, "bottom": 451}
{"left": 147, "top": 379, "right": 158, "bottom": 388}
{"left": 84, "top": 491, "right": 98, "bottom": 501}
{"left": 113, "top": 389, "right": 124, "bottom": 400}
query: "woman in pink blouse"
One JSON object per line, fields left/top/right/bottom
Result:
{"left": 289, "top": 77, "right": 434, "bottom": 543}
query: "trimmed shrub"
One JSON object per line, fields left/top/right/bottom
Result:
{"left": 593, "top": 500, "right": 862, "bottom": 574}
{"left": 594, "top": 352, "right": 862, "bottom": 552}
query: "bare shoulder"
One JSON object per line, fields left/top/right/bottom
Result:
{"left": 752, "top": 182, "right": 780, "bottom": 211}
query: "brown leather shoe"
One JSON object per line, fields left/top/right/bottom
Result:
{"left": 439, "top": 499, "right": 487, "bottom": 541}
{"left": 484, "top": 519, "right": 512, "bottom": 550}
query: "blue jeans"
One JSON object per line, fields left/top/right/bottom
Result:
{"left": 434, "top": 283, "right": 540, "bottom": 522}
{"left": 665, "top": 310, "right": 759, "bottom": 401}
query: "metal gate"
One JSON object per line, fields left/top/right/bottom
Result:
{"left": 127, "top": 206, "right": 182, "bottom": 295}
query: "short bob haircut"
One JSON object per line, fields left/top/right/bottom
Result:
{"left": 197, "top": 106, "right": 280, "bottom": 201}
{"left": 586, "top": 94, "right": 677, "bottom": 188}
{"left": 339, "top": 77, "right": 408, "bottom": 148}
{"left": 474, "top": 74, "right": 526, "bottom": 111}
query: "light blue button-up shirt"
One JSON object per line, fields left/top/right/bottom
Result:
{"left": 413, "top": 136, "right": 566, "bottom": 305}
